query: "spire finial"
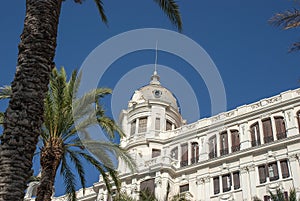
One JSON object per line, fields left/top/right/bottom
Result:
{"left": 150, "top": 41, "right": 160, "bottom": 85}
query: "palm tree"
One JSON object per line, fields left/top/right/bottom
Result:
{"left": 269, "top": 8, "right": 300, "bottom": 52}
{"left": 0, "top": 67, "right": 135, "bottom": 201}
{"left": 269, "top": 188, "right": 298, "bottom": 201}
{"left": 0, "top": 1, "right": 182, "bottom": 200}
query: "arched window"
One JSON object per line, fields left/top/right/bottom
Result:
{"left": 262, "top": 118, "right": 274, "bottom": 143}
{"left": 231, "top": 130, "right": 240, "bottom": 152}
{"left": 180, "top": 143, "right": 188, "bottom": 167}
{"left": 274, "top": 116, "right": 286, "bottom": 140}
{"left": 166, "top": 120, "right": 172, "bottom": 131}
{"left": 220, "top": 131, "right": 228, "bottom": 156}
{"left": 250, "top": 122, "right": 260, "bottom": 147}
{"left": 209, "top": 135, "right": 217, "bottom": 159}
{"left": 191, "top": 142, "right": 199, "bottom": 164}
{"left": 138, "top": 117, "right": 147, "bottom": 133}
{"left": 130, "top": 120, "right": 136, "bottom": 135}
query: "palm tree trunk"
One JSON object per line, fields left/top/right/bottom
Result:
{"left": 36, "top": 143, "right": 63, "bottom": 201}
{"left": 0, "top": 1, "right": 62, "bottom": 200}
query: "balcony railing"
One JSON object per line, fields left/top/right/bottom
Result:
{"left": 234, "top": 184, "right": 240, "bottom": 190}
{"left": 209, "top": 151, "right": 217, "bottom": 159}
{"left": 190, "top": 157, "right": 198, "bottom": 164}
{"left": 277, "top": 132, "right": 287, "bottom": 140}
{"left": 214, "top": 189, "right": 220, "bottom": 195}
{"left": 251, "top": 140, "right": 261, "bottom": 147}
{"left": 223, "top": 186, "right": 231, "bottom": 192}
{"left": 282, "top": 173, "right": 289, "bottom": 179}
{"left": 180, "top": 160, "right": 188, "bottom": 167}
{"left": 264, "top": 136, "right": 274, "bottom": 143}
{"left": 231, "top": 144, "right": 240, "bottom": 152}
{"left": 220, "top": 148, "right": 229, "bottom": 156}
{"left": 269, "top": 175, "right": 279, "bottom": 182}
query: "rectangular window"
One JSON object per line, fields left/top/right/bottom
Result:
{"left": 213, "top": 177, "right": 220, "bottom": 194}
{"left": 179, "top": 184, "right": 189, "bottom": 193}
{"left": 180, "top": 144, "right": 188, "bottom": 167}
{"left": 140, "top": 178, "right": 155, "bottom": 194}
{"left": 258, "top": 165, "right": 267, "bottom": 184}
{"left": 275, "top": 117, "right": 286, "bottom": 140}
{"left": 222, "top": 174, "right": 231, "bottom": 192}
{"left": 152, "top": 149, "right": 161, "bottom": 158}
{"left": 280, "top": 160, "right": 289, "bottom": 178}
{"left": 231, "top": 130, "right": 240, "bottom": 152}
{"left": 268, "top": 162, "right": 279, "bottom": 181}
{"left": 209, "top": 135, "right": 217, "bottom": 159}
{"left": 262, "top": 118, "right": 274, "bottom": 143}
{"left": 155, "top": 118, "right": 160, "bottom": 131}
{"left": 233, "top": 171, "right": 240, "bottom": 190}
{"left": 220, "top": 131, "right": 228, "bottom": 155}
{"left": 251, "top": 123, "right": 261, "bottom": 147}
{"left": 166, "top": 120, "right": 172, "bottom": 131}
{"left": 191, "top": 142, "right": 199, "bottom": 164}
{"left": 138, "top": 117, "right": 147, "bottom": 133}
{"left": 130, "top": 120, "right": 136, "bottom": 135}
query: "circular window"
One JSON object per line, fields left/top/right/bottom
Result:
{"left": 153, "top": 90, "right": 162, "bottom": 98}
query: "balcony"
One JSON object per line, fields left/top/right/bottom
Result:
{"left": 180, "top": 160, "right": 188, "bottom": 167}
{"left": 231, "top": 144, "right": 240, "bottom": 152}
{"left": 251, "top": 140, "right": 261, "bottom": 147}
{"left": 264, "top": 136, "right": 274, "bottom": 143}
{"left": 209, "top": 151, "right": 217, "bottom": 159}
{"left": 220, "top": 148, "right": 229, "bottom": 156}
{"left": 190, "top": 157, "right": 198, "bottom": 164}
{"left": 277, "top": 132, "right": 287, "bottom": 140}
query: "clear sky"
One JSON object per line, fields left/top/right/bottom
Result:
{"left": 0, "top": 0, "right": 300, "bottom": 197}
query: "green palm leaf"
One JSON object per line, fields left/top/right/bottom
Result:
{"left": 0, "top": 86, "right": 12, "bottom": 100}
{"left": 0, "top": 112, "right": 4, "bottom": 125}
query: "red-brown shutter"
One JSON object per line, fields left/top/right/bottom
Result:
{"left": 140, "top": 178, "right": 155, "bottom": 194}
{"left": 231, "top": 130, "right": 240, "bottom": 152}
{"left": 213, "top": 177, "right": 220, "bottom": 194}
{"left": 275, "top": 117, "right": 286, "bottom": 139}
{"left": 181, "top": 144, "right": 188, "bottom": 167}
{"left": 259, "top": 165, "right": 266, "bottom": 183}
{"left": 233, "top": 171, "right": 240, "bottom": 189}
{"left": 272, "top": 163, "right": 279, "bottom": 180}
{"left": 262, "top": 118, "right": 273, "bottom": 143}
{"left": 297, "top": 111, "right": 300, "bottom": 133}
{"left": 250, "top": 123, "right": 260, "bottom": 146}
{"left": 280, "top": 160, "right": 289, "bottom": 178}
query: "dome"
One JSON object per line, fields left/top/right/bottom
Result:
{"left": 128, "top": 71, "right": 179, "bottom": 111}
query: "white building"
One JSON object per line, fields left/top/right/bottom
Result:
{"left": 26, "top": 71, "right": 300, "bottom": 201}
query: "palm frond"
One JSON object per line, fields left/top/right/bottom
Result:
{"left": 66, "top": 149, "right": 86, "bottom": 194}
{"left": 0, "top": 86, "right": 12, "bottom": 100}
{"left": 269, "top": 9, "right": 300, "bottom": 30}
{"left": 152, "top": 0, "right": 182, "bottom": 31}
{"left": 289, "top": 41, "right": 300, "bottom": 52}
{"left": 60, "top": 156, "right": 77, "bottom": 201}
{"left": 94, "top": 0, "right": 108, "bottom": 24}
{"left": 289, "top": 188, "right": 297, "bottom": 201}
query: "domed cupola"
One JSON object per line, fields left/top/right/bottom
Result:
{"left": 119, "top": 70, "right": 186, "bottom": 143}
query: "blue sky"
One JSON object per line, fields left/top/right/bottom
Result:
{"left": 0, "top": 0, "right": 300, "bottom": 197}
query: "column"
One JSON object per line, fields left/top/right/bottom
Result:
{"left": 288, "top": 154, "right": 300, "bottom": 197}
{"left": 227, "top": 129, "right": 232, "bottom": 154}
{"left": 188, "top": 141, "right": 191, "bottom": 165}
{"left": 204, "top": 176, "right": 211, "bottom": 201}
{"left": 240, "top": 166, "right": 251, "bottom": 201}
{"left": 258, "top": 121, "right": 264, "bottom": 145}
{"left": 284, "top": 109, "right": 298, "bottom": 136}
{"left": 135, "top": 118, "right": 139, "bottom": 137}
{"left": 271, "top": 116, "right": 277, "bottom": 141}
{"left": 196, "top": 177, "right": 205, "bottom": 201}
{"left": 240, "top": 123, "right": 250, "bottom": 149}
{"left": 248, "top": 165, "right": 257, "bottom": 198}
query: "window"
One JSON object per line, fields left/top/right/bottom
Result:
{"left": 222, "top": 174, "right": 231, "bottom": 192}
{"left": 268, "top": 162, "right": 279, "bottom": 181}
{"left": 262, "top": 118, "right": 274, "bottom": 143}
{"left": 179, "top": 184, "right": 189, "bottom": 193}
{"left": 191, "top": 142, "right": 199, "bottom": 164}
{"left": 180, "top": 144, "right": 188, "bottom": 167}
{"left": 258, "top": 165, "right": 267, "bottom": 184}
{"left": 209, "top": 135, "right": 217, "bottom": 159}
{"left": 220, "top": 131, "right": 228, "bottom": 155}
{"left": 152, "top": 149, "right": 161, "bottom": 158}
{"left": 275, "top": 117, "right": 286, "bottom": 140}
{"left": 213, "top": 177, "right": 220, "bottom": 194}
{"left": 233, "top": 171, "right": 240, "bottom": 189}
{"left": 138, "top": 117, "right": 147, "bottom": 133}
{"left": 250, "top": 123, "right": 261, "bottom": 147}
{"left": 140, "top": 178, "right": 155, "bottom": 194}
{"left": 231, "top": 130, "right": 240, "bottom": 152}
{"left": 130, "top": 120, "right": 136, "bottom": 135}
{"left": 171, "top": 147, "right": 178, "bottom": 160}
{"left": 166, "top": 120, "right": 172, "bottom": 131}
{"left": 280, "top": 160, "right": 290, "bottom": 178}
{"left": 155, "top": 118, "right": 160, "bottom": 131}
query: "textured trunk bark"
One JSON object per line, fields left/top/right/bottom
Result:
{"left": 36, "top": 141, "right": 63, "bottom": 201}
{"left": 0, "top": 1, "right": 62, "bottom": 200}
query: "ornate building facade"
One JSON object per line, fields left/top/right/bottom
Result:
{"left": 26, "top": 72, "right": 300, "bottom": 201}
